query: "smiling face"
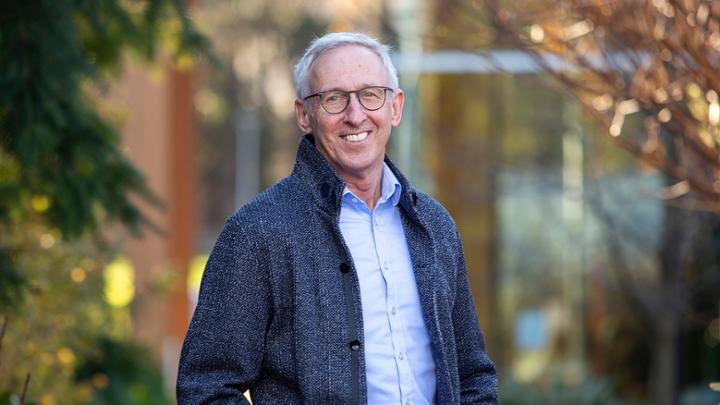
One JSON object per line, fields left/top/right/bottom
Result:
{"left": 295, "top": 45, "right": 404, "bottom": 183}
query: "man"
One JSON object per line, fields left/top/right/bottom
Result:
{"left": 177, "top": 32, "right": 497, "bottom": 404}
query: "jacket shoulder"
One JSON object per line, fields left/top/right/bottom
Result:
{"left": 414, "top": 191, "right": 458, "bottom": 231}
{"left": 227, "top": 176, "right": 306, "bottom": 235}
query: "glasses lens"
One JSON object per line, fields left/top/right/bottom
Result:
{"left": 317, "top": 87, "right": 390, "bottom": 113}
{"left": 358, "top": 87, "right": 386, "bottom": 110}
{"left": 320, "top": 91, "right": 349, "bottom": 114}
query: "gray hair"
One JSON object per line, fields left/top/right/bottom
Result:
{"left": 293, "top": 32, "right": 399, "bottom": 99}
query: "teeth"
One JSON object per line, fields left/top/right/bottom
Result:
{"left": 344, "top": 132, "right": 368, "bottom": 142}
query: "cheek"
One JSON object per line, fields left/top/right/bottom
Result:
{"left": 309, "top": 115, "right": 328, "bottom": 135}
{"left": 376, "top": 111, "right": 394, "bottom": 129}
{"left": 316, "top": 115, "right": 342, "bottom": 133}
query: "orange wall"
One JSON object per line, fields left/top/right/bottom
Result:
{"left": 116, "top": 59, "right": 196, "bottom": 391}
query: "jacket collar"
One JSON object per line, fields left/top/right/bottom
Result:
{"left": 292, "top": 134, "right": 420, "bottom": 220}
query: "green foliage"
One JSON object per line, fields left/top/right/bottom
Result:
{"left": 0, "top": 0, "right": 211, "bottom": 330}
{"left": 74, "top": 337, "right": 172, "bottom": 405}
{"left": 0, "top": 0, "right": 210, "bottom": 241}
{"left": 0, "top": 219, "right": 113, "bottom": 403}
{"left": 0, "top": 391, "right": 39, "bottom": 405}
{"left": 0, "top": 250, "right": 25, "bottom": 310}
{"left": 0, "top": 218, "right": 172, "bottom": 404}
{"left": 0, "top": 0, "right": 212, "bottom": 403}
{"left": 500, "top": 373, "right": 618, "bottom": 405}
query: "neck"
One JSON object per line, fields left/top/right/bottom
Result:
{"left": 342, "top": 165, "right": 384, "bottom": 211}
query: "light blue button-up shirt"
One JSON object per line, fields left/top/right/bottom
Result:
{"left": 339, "top": 163, "right": 436, "bottom": 405}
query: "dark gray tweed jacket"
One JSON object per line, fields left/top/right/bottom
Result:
{"left": 177, "top": 135, "right": 498, "bottom": 404}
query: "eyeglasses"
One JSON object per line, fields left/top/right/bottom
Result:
{"left": 303, "top": 86, "right": 394, "bottom": 114}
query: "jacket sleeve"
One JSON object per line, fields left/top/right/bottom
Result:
{"left": 176, "top": 217, "right": 270, "bottom": 404}
{"left": 451, "top": 228, "right": 499, "bottom": 404}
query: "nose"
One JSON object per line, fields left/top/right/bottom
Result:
{"left": 343, "top": 93, "right": 367, "bottom": 127}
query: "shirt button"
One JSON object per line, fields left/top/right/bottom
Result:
{"left": 382, "top": 262, "right": 388, "bottom": 270}
{"left": 349, "top": 340, "right": 361, "bottom": 351}
{"left": 398, "top": 352, "right": 404, "bottom": 360}
{"left": 391, "top": 307, "right": 397, "bottom": 315}
{"left": 405, "top": 400, "right": 411, "bottom": 405}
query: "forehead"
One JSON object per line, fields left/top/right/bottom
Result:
{"left": 309, "top": 45, "right": 389, "bottom": 91}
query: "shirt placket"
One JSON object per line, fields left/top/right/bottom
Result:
{"left": 371, "top": 204, "right": 416, "bottom": 405}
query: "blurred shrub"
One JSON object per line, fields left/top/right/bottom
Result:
{"left": 678, "top": 383, "right": 720, "bottom": 405}
{"left": 0, "top": 0, "right": 211, "bottom": 402}
{"left": 74, "top": 337, "right": 171, "bottom": 405}
{"left": 500, "top": 372, "right": 618, "bottom": 405}
{"left": 0, "top": 219, "right": 113, "bottom": 403}
{"left": 0, "top": 391, "right": 38, "bottom": 405}
{"left": 0, "top": 0, "right": 211, "bottom": 306}
{"left": 0, "top": 218, "right": 173, "bottom": 404}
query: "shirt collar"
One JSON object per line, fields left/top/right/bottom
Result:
{"left": 292, "top": 134, "right": 421, "bottom": 221}
{"left": 382, "top": 163, "right": 402, "bottom": 207}
{"left": 342, "top": 163, "right": 402, "bottom": 208}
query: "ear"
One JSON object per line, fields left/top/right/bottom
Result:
{"left": 390, "top": 88, "right": 405, "bottom": 128}
{"left": 295, "top": 99, "right": 314, "bottom": 134}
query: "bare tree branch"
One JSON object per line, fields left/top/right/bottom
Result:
{"left": 480, "top": 0, "right": 720, "bottom": 212}
{"left": 20, "top": 373, "right": 30, "bottom": 405}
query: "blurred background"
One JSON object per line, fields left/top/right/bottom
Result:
{"left": 2, "top": 1, "right": 720, "bottom": 404}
